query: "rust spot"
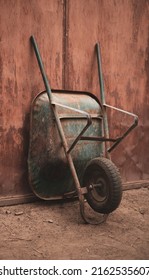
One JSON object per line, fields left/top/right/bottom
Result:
{"left": 0, "top": 56, "right": 2, "bottom": 91}
{"left": 145, "top": 31, "right": 149, "bottom": 93}
{"left": 132, "top": 0, "right": 146, "bottom": 43}
{"left": 0, "top": 56, "right": 3, "bottom": 130}
{"left": 126, "top": 80, "right": 134, "bottom": 96}
{"left": 5, "top": 78, "right": 13, "bottom": 96}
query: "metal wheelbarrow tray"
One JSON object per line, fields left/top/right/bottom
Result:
{"left": 28, "top": 89, "right": 103, "bottom": 200}
{"left": 28, "top": 36, "right": 138, "bottom": 224}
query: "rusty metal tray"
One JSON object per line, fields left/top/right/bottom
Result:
{"left": 28, "top": 89, "right": 103, "bottom": 200}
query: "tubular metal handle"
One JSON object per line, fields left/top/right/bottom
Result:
{"left": 96, "top": 42, "right": 138, "bottom": 154}
{"left": 96, "top": 43, "right": 111, "bottom": 159}
{"left": 30, "top": 35, "right": 53, "bottom": 103}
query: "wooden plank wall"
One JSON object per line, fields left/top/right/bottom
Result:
{"left": 0, "top": 0, "right": 149, "bottom": 204}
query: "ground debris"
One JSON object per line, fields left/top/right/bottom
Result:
{"left": 4, "top": 237, "right": 32, "bottom": 242}
{"left": 139, "top": 207, "right": 146, "bottom": 215}
{"left": 43, "top": 219, "right": 54, "bottom": 223}
{"left": 6, "top": 210, "right": 11, "bottom": 215}
{"left": 32, "top": 247, "right": 44, "bottom": 257}
{"left": 15, "top": 211, "right": 24, "bottom": 216}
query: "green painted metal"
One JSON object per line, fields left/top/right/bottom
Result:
{"left": 28, "top": 90, "right": 103, "bottom": 200}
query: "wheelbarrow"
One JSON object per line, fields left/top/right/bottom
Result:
{"left": 28, "top": 36, "right": 138, "bottom": 224}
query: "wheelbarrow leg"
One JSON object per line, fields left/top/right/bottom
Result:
{"left": 79, "top": 199, "right": 109, "bottom": 225}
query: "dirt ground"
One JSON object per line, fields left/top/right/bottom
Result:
{"left": 0, "top": 187, "right": 149, "bottom": 260}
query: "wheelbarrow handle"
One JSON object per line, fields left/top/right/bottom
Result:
{"left": 96, "top": 42, "right": 138, "bottom": 154}
{"left": 30, "top": 35, "right": 53, "bottom": 103}
{"left": 96, "top": 42, "right": 111, "bottom": 159}
{"left": 96, "top": 43, "right": 106, "bottom": 105}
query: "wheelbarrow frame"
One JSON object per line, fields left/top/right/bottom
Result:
{"left": 30, "top": 36, "right": 138, "bottom": 224}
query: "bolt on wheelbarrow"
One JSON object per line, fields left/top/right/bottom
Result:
{"left": 28, "top": 36, "right": 138, "bottom": 224}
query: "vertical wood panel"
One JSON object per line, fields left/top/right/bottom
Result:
{"left": 66, "top": 0, "right": 149, "bottom": 182}
{"left": 0, "top": 0, "right": 63, "bottom": 198}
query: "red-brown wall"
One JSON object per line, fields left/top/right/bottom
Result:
{"left": 0, "top": 0, "right": 149, "bottom": 204}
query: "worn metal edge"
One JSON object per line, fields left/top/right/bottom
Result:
{"left": 0, "top": 180, "right": 148, "bottom": 207}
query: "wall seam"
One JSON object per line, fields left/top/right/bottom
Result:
{"left": 62, "top": 0, "right": 69, "bottom": 89}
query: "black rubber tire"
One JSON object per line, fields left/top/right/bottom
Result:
{"left": 82, "top": 157, "right": 122, "bottom": 214}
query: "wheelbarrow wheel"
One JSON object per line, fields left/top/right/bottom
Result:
{"left": 82, "top": 157, "right": 122, "bottom": 214}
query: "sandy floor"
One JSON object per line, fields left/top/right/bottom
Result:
{"left": 0, "top": 187, "right": 149, "bottom": 260}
